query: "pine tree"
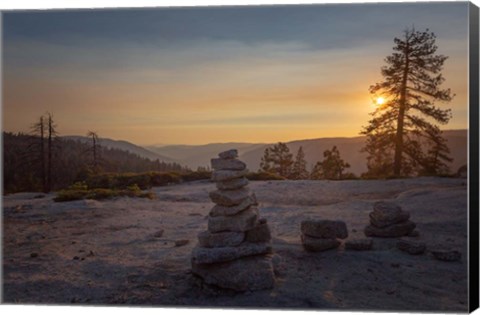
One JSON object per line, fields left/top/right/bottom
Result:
{"left": 311, "top": 146, "right": 350, "bottom": 180}
{"left": 259, "top": 142, "right": 293, "bottom": 178}
{"left": 30, "top": 115, "right": 47, "bottom": 192}
{"left": 86, "top": 130, "right": 101, "bottom": 171}
{"left": 361, "top": 27, "right": 453, "bottom": 177}
{"left": 46, "top": 112, "right": 59, "bottom": 192}
{"left": 291, "top": 146, "right": 309, "bottom": 179}
{"left": 419, "top": 127, "right": 452, "bottom": 175}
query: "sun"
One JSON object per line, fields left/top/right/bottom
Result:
{"left": 376, "top": 97, "right": 385, "bottom": 105}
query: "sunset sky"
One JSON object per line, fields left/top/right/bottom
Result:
{"left": 2, "top": 2, "right": 469, "bottom": 145}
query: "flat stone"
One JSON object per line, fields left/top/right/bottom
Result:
{"left": 216, "top": 177, "right": 249, "bottom": 190}
{"left": 192, "top": 255, "right": 275, "bottom": 291}
{"left": 208, "top": 207, "right": 258, "bottom": 233}
{"left": 370, "top": 211, "right": 410, "bottom": 228}
{"left": 345, "top": 238, "right": 373, "bottom": 251}
{"left": 397, "top": 239, "right": 426, "bottom": 255}
{"left": 245, "top": 221, "right": 271, "bottom": 243}
{"left": 197, "top": 230, "right": 245, "bottom": 248}
{"left": 369, "top": 201, "right": 410, "bottom": 228}
{"left": 210, "top": 196, "right": 254, "bottom": 217}
{"left": 218, "top": 149, "right": 238, "bottom": 159}
{"left": 301, "top": 220, "right": 348, "bottom": 239}
{"left": 191, "top": 242, "right": 272, "bottom": 264}
{"left": 211, "top": 158, "right": 246, "bottom": 171}
{"left": 301, "top": 234, "right": 340, "bottom": 252}
{"left": 364, "top": 220, "right": 416, "bottom": 238}
{"left": 211, "top": 169, "right": 248, "bottom": 182}
{"left": 209, "top": 188, "right": 251, "bottom": 206}
{"left": 432, "top": 250, "right": 461, "bottom": 262}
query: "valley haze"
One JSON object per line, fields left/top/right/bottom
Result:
{"left": 66, "top": 129, "right": 467, "bottom": 175}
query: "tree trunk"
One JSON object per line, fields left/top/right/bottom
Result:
{"left": 47, "top": 116, "right": 53, "bottom": 192}
{"left": 39, "top": 118, "right": 46, "bottom": 193}
{"left": 393, "top": 40, "right": 410, "bottom": 176}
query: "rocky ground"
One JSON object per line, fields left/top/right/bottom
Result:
{"left": 2, "top": 177, "right": 469, "bottom": 311}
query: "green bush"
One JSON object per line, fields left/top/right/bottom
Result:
{"left": 150, "top": 172, "right": 182, "bottom": 186}
{"left": 246, "top": 171, "right": 285, "bottom": 181}
{"left": 54, "top": 182, "right": 156, "bottom": 202}
{"left": 86, "top": 173, "right": 116, "bottom": 189}
{"left": 54, "top": 189, "right": 88, "bottom": 202}
{"left": 181, "top": 170, "right": 212, "bottom": 182}
{"left": 86, "top": 188, "right": 118, "bottom": 200}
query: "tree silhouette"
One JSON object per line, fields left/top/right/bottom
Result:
{"left": 311, "top": 146, "right": 350, "bottom": 180}
{"left": 291, "top": 146, "right": 309, "bottom": 179}
{"left": 86, "top": 130, "right": 101, "bottom": 171}
{"left": 30, "top": 115, "right": 47, "bottom": 192}
{"left": 419, "top": 128, "right": 453, "bottom": 175}
{"left": 361, "top": 27, "right": 453, "bottom": 177}
{"left": 260, "top": 142, "right": 293, "bottom": 178}
{"left": 46, "top": 112, "right": 59, "bottom": 192}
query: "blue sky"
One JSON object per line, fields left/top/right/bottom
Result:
{"left": 3, "top": 2, "right": 469, "bottom": 145}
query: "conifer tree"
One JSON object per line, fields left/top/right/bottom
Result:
{"left": 259, "top": 142, "right": 293, "bottom": 178}
{"left": 46, "top": 112, "right": 59, "bottom": 192}
{"left": 291, "top": 146, "right": 309, "bottom": 179}
{"left": 311, "top": 146, "right": 350, "bottom": 180}
{"left": 31, "top": 115, "right": 47, "bottom": 191}
{"left": 87, "top": 130, "right": 101, "bottom": 171}
{"left": 361, "top": 27, "right": 453, "bottom": 177}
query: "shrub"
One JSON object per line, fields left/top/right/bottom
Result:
{"left": 246, "top": 171, "right": 285, "bottom": 181}
{"left": 86, "top": 173, "right": 116, "bottom": 189}
{"left": 86, "top": 188, "right": 118, "bottom": 200}
{"left": 181, "top": 170, "right": 212, "bottom": 182}
{"left": 150, "top": 172, "right": 182, "bottom": 186}
{"left": 54, "top": 183, "right": 156, "bottom": 202}
{"left": 54, "top": 189, "right": 88, "bottom": 202}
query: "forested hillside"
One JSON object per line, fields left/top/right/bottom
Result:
{"left": 3, "top": 132, "right": 187, "bottom": 194}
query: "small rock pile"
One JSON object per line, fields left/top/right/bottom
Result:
{"left": 364, "top": 201, "right": 416, "bottom": 237}
{"left": 301, "top": 220, "right": 348, "bottom": 252}
{"left": 191, "top": 149, "right": 275, "bottom": 291}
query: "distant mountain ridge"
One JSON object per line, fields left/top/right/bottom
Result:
{"left": 147, "top": 129, "right": 468, "bottom": 175}
{"left": 63, "top": 135, "right": 174, "bottom": 163}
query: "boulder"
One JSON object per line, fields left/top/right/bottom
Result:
{"left": 191, "top": 242, "right": 272, "bottom": 264}
{"left": 216, "top": 177, "right": 249, "bottom": 190}
{"left": 369, "top": 201, "right": 410, "bottom": 228}
{"left": 397, "top": 239, "right": 426, "bottom": 255}
{"left": 345, "top": 238, "right": 373, "bottom": 251}
{"left": 209, "top": 188, "right": 251, "bottom": 206}
{"left": 301, "top": 220, "right": 348, "bottom": 239}
{"left": 192, "top": 255, "right": 275, "bottom": 291}
{"left": 245, "top": 221, "right": 271, "bottom": 243}
{"left": 370, "top": 211, "right": 410, "bottom": 228}
{"left": 301, "top": 234, "right": 340, "bottom": 252}
{"left": 211, "top": 158, "right": 246, "bottom": 171}
{"left": 364, "top": 220, "right": 416, "bottom": 238}
{"left": 197, "top": 230, "right": 245, "bottom": 248}
{"left": 210, "top": 197, "right": 254, "bottom": 217}
{"left": 218, "top": 149, "right": 238, "bottom": 159}
{"left": 432, "top": 249, "right": 461, "bottom": 262}
{"left": 208, "top": 207, "right": 258, "bottom": 233}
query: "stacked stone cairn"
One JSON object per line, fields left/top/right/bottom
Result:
{"left": 364, "top": 201, "right": 416, "bottom": 237}
{"left": 191, "top": 149, "right": 275, "bottom": 291}
{"left": 301, "top": 220, "right": 348, "bottom": 252}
